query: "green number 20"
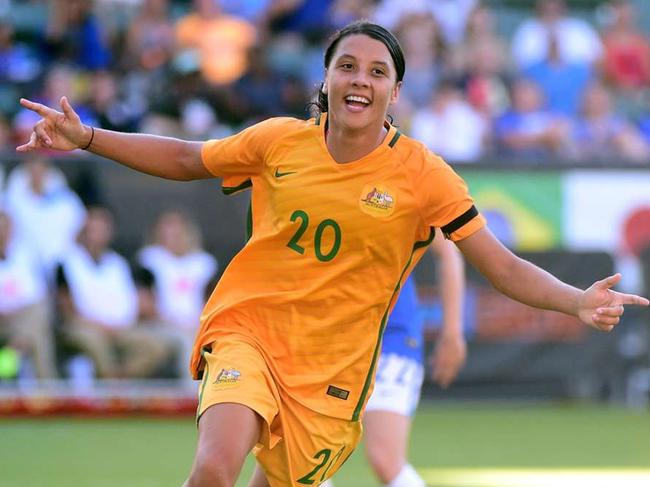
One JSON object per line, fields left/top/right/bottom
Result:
{"left": 286, "top": 210, "right": 341, "bottom": 262}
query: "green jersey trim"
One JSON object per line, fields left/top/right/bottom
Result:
{"left": 351, "top": 226, "right": 435, "bottom": 421}
{"left": 246, "top": 202, "right": 253, "bottom": 242}
{"left": 388, "top": 131, "right": 401, "bottom": 148}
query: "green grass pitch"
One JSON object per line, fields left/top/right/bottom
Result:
{"left": 1, "top": 403, "right": 649, "bottom": 486}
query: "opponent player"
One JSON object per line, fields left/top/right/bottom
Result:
{"left": 323, "top": 231, "right": 465, "bottom": 487}
{"left": 17, "top": 20, "right": 648, "bottom": 487}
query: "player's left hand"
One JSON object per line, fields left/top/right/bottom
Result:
{"left": 578, "top": 273, "right": 649, "bottom": 332}
{"left": 430, "top": 331, "right": 467, "bottom": 389}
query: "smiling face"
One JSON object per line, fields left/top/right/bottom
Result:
{"left": 323, "top": 34, "right": 401, "bottom": 133}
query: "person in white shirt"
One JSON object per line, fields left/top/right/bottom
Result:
{"left": 138, "top": 210, "right": 217, "bottom": 378}
{"left": 5, "top": 155, "right": 86, "bottom": 278}
{"left": 57, "top": 206, "right": 172, "bottom": 378}
{"left": 511, "top": 0, "right": 603, "bottom": 70}
{"left": 410, "top": 81, "right": 488, "bottom": 162}
{"left": 0, "top": 211, "right": 56, "bottom": 379}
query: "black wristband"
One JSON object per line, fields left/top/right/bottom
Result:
{"left": 80, "top": 126, "right": 95, "bottom": 150}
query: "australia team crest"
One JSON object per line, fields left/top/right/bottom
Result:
{"left": 360, "top": 184, "right": 396, "bottom": 217}
{"left": 213, "top": 367, "right": 241, "bottom": 386}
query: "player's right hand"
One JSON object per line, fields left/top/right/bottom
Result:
{"left": 16, "top": 96, "right": 90, "bottom": 153}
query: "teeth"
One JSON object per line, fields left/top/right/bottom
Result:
{"left": 345, "top": 95, "right": 370, "bottom": 104}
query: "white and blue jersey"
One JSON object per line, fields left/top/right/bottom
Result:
{"left": 367, "top": 276, "right": 425, "bottom": 416}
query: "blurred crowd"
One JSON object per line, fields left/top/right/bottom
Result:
{"left": 0, "top": 0, "right": 649, "bottom": 164}
{"left": 0, "top": 156, "right": 218, "bottom": 382}
{"left": 1, "top": 0, "right": 650, "bottom": 383}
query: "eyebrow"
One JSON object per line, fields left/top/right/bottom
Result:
{"left": 337, "top": 53, "right": 390, "bottom": 68}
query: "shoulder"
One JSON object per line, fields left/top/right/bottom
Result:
{"left": 137, "top": 245, "right": 169, "bottom": 266}
{"left": 391, "top": 132, "right": 447, "bottom": 172}
{"left": 244, "top": 116, "right": 313, "bottom": 137}
{"left": 105, "top": 250, "right": 131, "bottom": 269}
{"left": 202, "top": 116, "right": 314, "bottom": 155}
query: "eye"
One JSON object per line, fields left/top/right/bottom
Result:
{"left": 340, "top": 63, "right": 354, "bottom": 70}
{"left": 372, "top": 68, "right": 386, "bottom": 76}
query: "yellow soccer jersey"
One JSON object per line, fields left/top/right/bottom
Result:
{"left": 191, "top": 113, "right": 485, "bottom": 421}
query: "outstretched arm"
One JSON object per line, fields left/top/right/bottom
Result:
{"left": 429, "top": 228, "right": 466, "bottom": 388}
{"left": 455, "top": 227, "right": 649, "bottom": 331}
{"left": 16, "top": 97, "right": 212, "bottom": 181}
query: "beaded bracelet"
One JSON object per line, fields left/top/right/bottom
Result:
{"left": 80, "top": 126, "right": 95, "bottom": 150}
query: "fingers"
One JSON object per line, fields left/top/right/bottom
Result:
{"left": 16, "top": 132, "right": 40, "bottom": 152}
{"left": 433, "top": 369, "right": 455, "bottom": 389}
{"left": 591, "top": 314, "right": 620, "bottom": 328}
{"left": 618, "top": 293, "right": 650, "bottom": 307}
{"left": 595, "top": 273, "right": 622, "bottom": 290}
{"left": 60, "top": 96, "right": 80, "bottom": 122}
{"left": 431, "top": 359, "right": 461, "bottom": 388}
{"left": 20, "top": 98, "right": 56, "bottom": 118}
{"left": 34, "top": 121, "right": 52, "bottom": 147}
{"left": 596, "top": 305, "right": 624, "bottom": 318}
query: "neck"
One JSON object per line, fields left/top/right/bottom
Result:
{"left": 86, "top": 246, "right": 105, "bottom": 263}
{"left": 325, "top": 115, "right": 388, "bottom": 164}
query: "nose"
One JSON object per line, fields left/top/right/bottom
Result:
{"left": 351, "top": 71, "right": 370, "bottom": 89}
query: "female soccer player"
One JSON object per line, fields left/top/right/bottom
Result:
{"left": 17, "top": 20, "right": 648, "bottom": 487}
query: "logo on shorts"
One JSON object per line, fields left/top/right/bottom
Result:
{"left": 214, "top": 368, "right": 241, "bottom": 385}
{"left": 360, "top": 185, "right": 396, "bottom": 217}
{"left": 326, "top": 385, "right": 350, "bottom": 400}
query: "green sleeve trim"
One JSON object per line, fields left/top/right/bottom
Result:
{"left": 351, "top": 226, "right": 435, "bottom": 421}
{"left": 196, "top": 347, "right": 210, "bottom": 424}
{"left": 222, "top": 179, "right": 252, "bottom": 195}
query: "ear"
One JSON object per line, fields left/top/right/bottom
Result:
{"left": 322, "top": 68, "right": 330, "bottom": 94}
{"left": 389, "top": 81, "right": 402, "bottom": 106}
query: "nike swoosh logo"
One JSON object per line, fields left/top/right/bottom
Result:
{"left": 275, "top": 168, "right": 296, "bottom": 178}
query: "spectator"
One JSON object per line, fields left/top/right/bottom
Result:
{"left": 43, "top": 0, "right": 111, "bottom": 70}
{"left": 511, "top": 0, "right": 603, "bottom": 70}
{"left": 174, "top": 0, "right": 257, "bottom": 86}
{"left": 373, "top": 0, "right": 478, "bottom": 46}
{"left": 600, "top": 0, "right": 650, "bottom": 92}
{"left": 410, "top": 81, "right": 488, "bottom": 162}
{"left": 0, "top": 211, "right": 57, "bottom": 380}
{"left": 267, "top": 0, "right": 334, "bottom": 38}
{"left": 88, "top": 70, "right": 141, "bottom": 133}
{"left": 395, "top": 12, "right": 446, "bottom": 108}
{"left": 57, "top": 207, "right": 172, "bottom": 379}
{"left": 228, "top": 45, "right": 308, "bottom": 122}
{"left": 455, "top": 3, "right": 511, "bottom": 116}
{"left": 569, "top": 82, "right": 649, "bottom": 163}
{"left": 0, "top": 20, "right": 42, "bottom": 85}
{"left": 429, "top": 0, "right": 477, "bottom": 46}
{"left": 124, "top": 0, "right": 175, "bottom": 72}
{"left": 138, "top": 210, "right": 217, "bottom": 378}
{"left": 523, "top": 31, "right": 593, "bottom": 115}
{"left": 5, "top": 155, "right": 86, "bottom": 277}
{"left": 330, "top": 0, "right": 376, "bottom": 29}
{"left": 494, "top": 78, "right": 570, "bottom": 159}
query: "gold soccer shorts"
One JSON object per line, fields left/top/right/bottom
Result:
{"left": 197, "top": 334, "right": 362, "bottom": 486}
